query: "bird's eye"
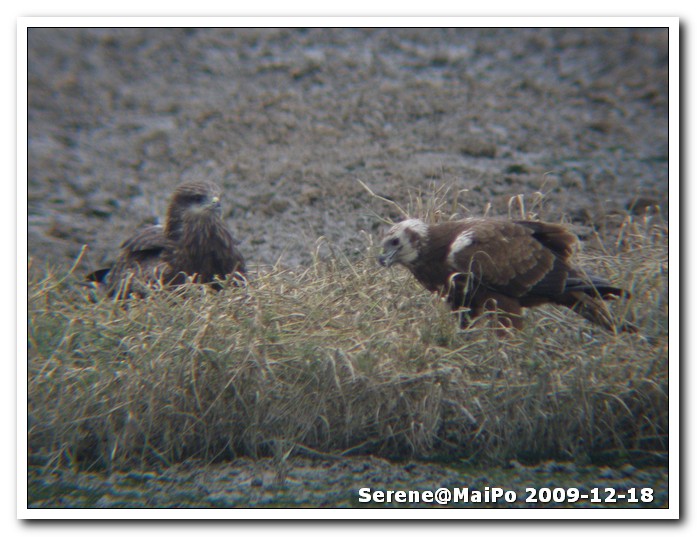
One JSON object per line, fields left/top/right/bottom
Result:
{"left": 389, "top": 238, "right": 400, "bottom": 247}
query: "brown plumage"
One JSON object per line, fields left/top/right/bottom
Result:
{"left": 90, "top": 181, "right": 246, "bottom": 298}
{"left": 378, "top": 218, "right": 634, "bottom": 332}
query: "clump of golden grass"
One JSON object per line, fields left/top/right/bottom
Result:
{"left": 27, "top": 199, "right": 668, "bottom": 472}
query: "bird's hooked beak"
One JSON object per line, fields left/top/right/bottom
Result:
{"left": 209, "top": 196, "right": 222, "bottom": 214}
{"left": 378, "top": 248, "right": 397, "bottom": 267}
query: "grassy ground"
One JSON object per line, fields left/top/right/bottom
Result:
{"left": 27, "top": 210, "right": 668, "bottom": 474}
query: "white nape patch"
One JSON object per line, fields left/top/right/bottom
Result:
{"left": 393, "top": 218, "right": 429, "bottom": 239}
{"left": 447, "top": 229, "right": 475, "bottom": 265}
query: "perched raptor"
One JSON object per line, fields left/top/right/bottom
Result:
{"left": 378, "top": 218, "right": 634, "bottom": 332}
{"left": 90, "top": 181, "right": 246, "bottom": 298}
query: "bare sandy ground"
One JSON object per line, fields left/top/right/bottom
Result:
{"left": 27, "top": 27, "right": 668, "bottom": 273}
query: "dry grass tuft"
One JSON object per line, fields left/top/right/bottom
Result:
{"left": 27, "top": 208, "right": 668, "bottom": 472}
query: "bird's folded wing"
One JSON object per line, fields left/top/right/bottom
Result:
{"left": 512, "top": 220, "right": 578, "bottom": 259}
{"left": 120, "top": 225, "right": 168, "bottom": 254}
{"left": 447, "top": 220, "right": 559, "bottom": 297}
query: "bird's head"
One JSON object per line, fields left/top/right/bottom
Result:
{"left": 165, "top": 181, "right": 224, "bottom": 237}
{"left": 378, "top": 218, "right": 429, "bottom": 268}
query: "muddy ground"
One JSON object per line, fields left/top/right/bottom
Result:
{"left": 26, "top": 27, "right": 669, "bottom": 510}
{"left": 27, "top": 27, "right": 668, "bottom": 272}
{"left": 29, "top": 456, "right": 668, "bottom": 508}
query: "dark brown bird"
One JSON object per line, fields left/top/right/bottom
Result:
{"left": 378, "top": 218, "right": 633, "bottom": 332}
{"left": 91, "top": 181, "right": 246, "bottom": 298}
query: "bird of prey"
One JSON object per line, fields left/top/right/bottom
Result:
{"left": 90, "top": 181, "right": 246, "bottom": 298}
{"left": 378, "top": 218, "right": 633, "bottom": 332}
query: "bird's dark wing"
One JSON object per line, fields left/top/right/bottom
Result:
{"left": 447, "top": 220, "right": 562, "bottom": 298}
{"left": 120, "top": 224, "right": 168, "bottom": 256}
{"left": 512, "top": 221, "right": 628, "bottom": 298}
{"left": 85, "top": 225, "right": 167, "bottom": 291}
{"left": 512, "top": 221, "right": 578, "bottom": 260}
{"left": 106, "top": 225, "right": 172, "bottom": 297}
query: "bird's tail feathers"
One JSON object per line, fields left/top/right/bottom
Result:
{"left": 567, "top": 290, "right": 637, "bottom": 333}
{"left": 565, "top": 274, "right": 630, "bottom": 300}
